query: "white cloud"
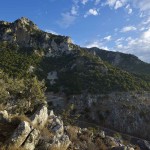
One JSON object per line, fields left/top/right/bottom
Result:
{"left": 133, "top": 0, "right": 150, "bottom": 12}
{"left": 81, "top": 0, "right": 88, "bottom": 5}
{"left": 58, "top": 12, "right": 76, "bottom": 28}
{"left": 71, "top": 6, "right": 78, "bottom": 15}
{"left": 121, "top": 26, "right": 137, "bottom": 32}
{"left": 115, "top": 37, "right": 124, "bottom": 44}
{"left": 126, "top": 4, "right": 132, "bottom": 14}
{"left": 106, "top": 0, "right": 127, "bottom": 9}
{"left": 115, "top": 28, "right": 150, "bottom": 62}
{"left": 142, "top": 17, "right": 150, "bottom": 25}
{"left": 84, "top": 40, "right": 109, "bottom": 50}
{"left": 115, "top": 1, "right": 123, "bottom": 9}
{"left": 142, "top": 28, "right": 150, "bottom": 39}
{"left": 45, "top": 29, "right": 58, "bottom": 35}
{"left": 104, "top": 35, "right": 112, "bottom": 41}
{"left": 106, "top": 0, "right": 117, "bottom": 7}
{"left": 84, "top": 8, "right": 99, "bottom": 17}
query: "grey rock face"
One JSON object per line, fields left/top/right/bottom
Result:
{"left": 38, "top": 114, "right": 71, "bottom": 150}
{"left": 69, "top": 92, "right": 150, "bottom": 140}
{"left": 0, "top": 18, "right": 73, "bottom": 56}
{"left": 30, "top": 105, "right": 48, "bottom": 129}
{"left": 47, "top": 116, "right": 64, "bottom": 138}
{"left": 10, "top": 121, "right": 32, "bottom": 148}
{"left": 22, "top": 128, "right": 40, "bottom": 150}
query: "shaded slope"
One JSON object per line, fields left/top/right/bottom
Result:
{"left": 88, "top": 47, "right": 150, "bottom": 75}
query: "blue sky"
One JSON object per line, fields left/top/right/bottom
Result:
{"left": 0, "top": 0, "right": 150, "bottom": 63}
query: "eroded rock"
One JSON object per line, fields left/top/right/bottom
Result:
{"left": 9, "top": 121, "right": 32, "bottom": 148}
{"left": 22, "top": 128, "right": 40, "bottom": 150}
{"left": 30, "top": 105, "right": 48, "bottom": 129}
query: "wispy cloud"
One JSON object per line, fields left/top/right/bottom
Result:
{"left": 84, "top": 40, "right": 109, "bottom": 50}
{"left": 125, "top": 4, "right": 132, "bottom": 14}
{"left": 105, "top": 0, "right": 128, "bottom": 9}
{"left": 104, "top": 35, "right": 112, "bottom": 41}
{"left": 58, "top": 0, "right": 79, "bottom": 28}
{"left": 121, "top": 26, "right": 137, "bottom": 32}
{"left": 45, "top": 29, "right": 58, "bottom": 35}
{"left": 133, "top": 0, "right": 150, "bottom": 12}
{"left": 115, "top": 28, "right": 150, "bottom": 62}
{"left": 58, "top": 12, "right": 76, "bottom": 28}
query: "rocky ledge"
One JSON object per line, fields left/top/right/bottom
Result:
{"left": 0, "top": 105, "right": 149, "bottom": 150}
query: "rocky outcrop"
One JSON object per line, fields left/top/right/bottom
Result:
{"left": 30, "top": 105, "right": 48, "bottom": 129}
{"left": 10, "top": 121, "right": 32, "bottom": 148}
{"left": 22, "top": 128, "right": 40, "bottom": 150}
{"left": 65, "top": 126, "right": 136, "bottom": 150}
{"left": 68, "top": 92, "right": 150, "bottom": 141}
{"left": 0, "top": 17, "right": 73, "bottom": 56}
{"left": 2, "top": 105, "right": 71, "bottom": 150}
{"left": 37, "top": 113, "right": 71, "bottom": 150}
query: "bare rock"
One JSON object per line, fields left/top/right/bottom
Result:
{"left": 30, "top": 105, "right": 48, "bottom": 129}
{"left": 47, "top": 116, "right": 64, "bottom": 138}
{"left": 22, "top": 128, "right": 40, "bottom": 150}
{"left": 9, "top": 121, "right": 32, "bottom": 148}
{"left": 49, "top": 134, "right": 71, "bottom": 150}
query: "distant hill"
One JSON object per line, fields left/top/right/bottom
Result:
{"left": 88, "top": 47, "right": 150, "bottom": 75}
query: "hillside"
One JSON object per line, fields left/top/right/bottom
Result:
{"left": 88, "top": 47, "right": 150, "bottom": 75}
{"left": 0, "top": 17, "right": 150, "bottom": 95}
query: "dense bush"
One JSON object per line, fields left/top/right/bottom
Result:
{"left": 0, "top": 42, "right": 41, "bottom": 78}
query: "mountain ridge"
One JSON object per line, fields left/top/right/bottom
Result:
{"left": 88, "top": 47, "right": 150, "bottom": 75}
{"left": 0, "top": 17, "right": 150, "bottom": 94}
{"left": 0, "top": 17, "right": 150, "bottom": 148}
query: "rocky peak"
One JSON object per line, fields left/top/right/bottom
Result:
{"left": 13, "top": 17, "right": 38, "bottom": 30}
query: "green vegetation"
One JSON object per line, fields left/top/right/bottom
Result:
{"left": 37, "top": 49, "right": 150, "bottom": 95}
{"left": 0, "top": 24, "right": 150, "bottom": 96}
{"left": 0, "top": 69, "right": 46, "bottom": 114}
{"left": 89, "top": 48, "right": 150, "bottom": 75}
{"left": 0, "top": 42, "right": 41, "bottom": 78}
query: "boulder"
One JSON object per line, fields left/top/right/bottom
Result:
{"left": 49, "top": 134, "right": 71, "bottom": 150}
{"left": 9, "top": 121, "right": 32, "bottom": 148}
{"left": 30, "top": 105, "right": 48, "bottom": 129}
{"left": 47, "top": 116, "right": 64, "bottom": 138}
{"left": 22, "top": 128, "right": 40, "bottom": 150}
{"left": 97, "top": 130, "right": 105, "bottom": 138}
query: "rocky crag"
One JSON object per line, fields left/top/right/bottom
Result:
{"left": 0, "top": 104, "right": 147, "bottom": 150}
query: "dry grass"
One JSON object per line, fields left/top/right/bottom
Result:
{"left": 48, "top": 145, "right": 69, "bottom": 150}
{"left": 40, "top": 126, "right": 54, "bottom": 140}
{"left": 0, "top": 145, "right": 26, "bottom": 150}
{"left": 65, "top": 126, "right": 79, "bottom": 141}
{"left": 95, "top": 138, "right": 108, "bottom": 150}
{"left": 0, "top": 104, "right": 5, "bottom": 111}
{"left": 10, "top": 115, "right": 31, "bottom": 126}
